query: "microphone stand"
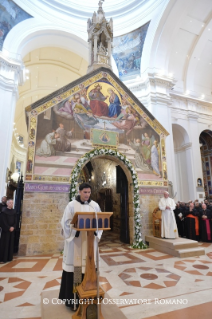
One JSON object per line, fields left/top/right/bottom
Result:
{"left": 94, "top": 209, "right": 100, "bottom": 319}
{"left": 89, "top": 202, "right": 100, "bottom": 319}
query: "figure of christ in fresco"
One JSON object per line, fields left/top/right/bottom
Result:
{"left": 127, "top": 138, "right": 151, "bottom": 171}
{"left": 112, "top": 106, "right": 139, "bottom": 135}
{"left": 55, "top": 123, "right": 74, "bottom": 152}
{"left": 141, "top": 132, "right": 152, "bottom": 165}
{"left": 151, "top": 140, "right": 161, "bottom": 177}
{"left": 88, "top": 84, "right": 109, "bottom": 117}
{"left": 107, "top": 88, "right": 122, "bottom": 118}
{"left": 36, "top": 131, "right": 60, "bottom": 157}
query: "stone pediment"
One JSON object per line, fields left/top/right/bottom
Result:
{"left": 25, "top": 67, "right": 169, "bottom": 188}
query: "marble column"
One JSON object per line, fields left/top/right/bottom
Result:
{"left": 0, "top": 53, "right": 24, "bottom": 197}
{"left": 94, "top": 35, "right": 98, "bottom": 62}
{"left": 107, "top": 39, "right": 111, "bottom": 66}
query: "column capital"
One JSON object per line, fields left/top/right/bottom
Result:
{"left": 0, "top": 51, "right": 25, "bottom": 96}
{"left": 187, "top": 112, "right": 199, "bottom": 121}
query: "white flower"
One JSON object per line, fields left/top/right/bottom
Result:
{"left": 139, "top": 238, "right": 142, "bottom": 242}
{"left": 72, "top": 188, "right": 76, "bottom": 191}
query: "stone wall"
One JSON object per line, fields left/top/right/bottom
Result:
{"left": 19, "top": 192, "right": 69, "bottom": 256}
{"left": 19, "top": 190, "right": 160, "bottom": 255}
{"left": 140, "top": 193, "right": 162, "bottom": 239}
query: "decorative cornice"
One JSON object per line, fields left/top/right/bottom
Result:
{"left": 170, "top": 92, "right": 212, "bottom": 107}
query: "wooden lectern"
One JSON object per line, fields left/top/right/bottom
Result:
{"left": 72, "top": 212, "right": 113, "bottom": 319}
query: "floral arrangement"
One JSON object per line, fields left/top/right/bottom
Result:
{"left": 69, "top": 148, "right": 147, "bottom": 249}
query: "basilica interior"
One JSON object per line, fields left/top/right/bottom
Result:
{"left": 1, "top": 0, "right": 212, "bottom": 318}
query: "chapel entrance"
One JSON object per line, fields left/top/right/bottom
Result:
{"left": 80, "top": 157, "right": 130, "bottom": 244}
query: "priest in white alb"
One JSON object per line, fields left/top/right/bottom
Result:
{"left": 159, "top": 191, "right": 179, "bottom": 239}
{"left": 58, "top": 182, "right": 102, "bottom": 311}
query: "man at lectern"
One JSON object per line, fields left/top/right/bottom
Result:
{"left": 58, "top": 182, "right": 102, "bottom": 310}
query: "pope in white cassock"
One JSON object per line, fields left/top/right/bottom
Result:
{"left": 159, "top": 191, "right": 179, "bottom": 239}
{"left": 58, "top": 183, "right": 102, "bottom": 311}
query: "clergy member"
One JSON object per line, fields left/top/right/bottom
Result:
{"left": 159, "top": 191, "right": 178, "bottom": 239}
{"left": 200, "top": 203, "right": 211, "bottom": 242}
{"left": 0, "top": 196, "right": 7, "bottom": 213}
{"left": 184, "top": 202, "right": 199, "bottom": 240}
{"left": 0, "top": 199, "right": 16, "bottom": 263}
{"left": 58, "top": 183, "right": 102, "bottom": 310}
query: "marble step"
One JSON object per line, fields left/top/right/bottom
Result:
{"left": 145, "top": 235, "right": 205, "bottom": 258}
{"left": 176, "top": 247, "right": 205, "bottom": 258}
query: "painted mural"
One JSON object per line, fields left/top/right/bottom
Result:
{"left": 0, "top": 0, "right": 31, "bottom": 50}
{"left": 25, "top": 70, "right": 168, "bottom": 187}
{"left": 112, "top": 22, "right": 150, "bottom": 80}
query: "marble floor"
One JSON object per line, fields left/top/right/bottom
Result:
{"left": 0, "top": 232, "right": 212, "bottom": 319}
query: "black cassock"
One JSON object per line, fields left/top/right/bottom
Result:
{"left": 184, "top": 208, "right": 200, "bottom": 241}
{"left": 0, "top": 208, "right": 16, "bottom": 263}
{"left": 174, "top": 207, "right": 185, "bottom": 237}
{"left": 199, "top": 209, "right": 212, "bottom": 242}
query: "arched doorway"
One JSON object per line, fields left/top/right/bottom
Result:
{"left": 200, "top": 130, "right": 212, "bottom": 199}
{"left": 78, "top": 157, "right": 130, "bottom": 244}
{"left": 69, "top": 149, "right": 141, "bottom": 246}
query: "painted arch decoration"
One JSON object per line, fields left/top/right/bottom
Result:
{"left": 25, "top": 67, "right": 169, "bottom": 188}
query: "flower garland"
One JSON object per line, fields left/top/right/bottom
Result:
{"left": 69, "top": 148, "right": 147, "bottom": 249}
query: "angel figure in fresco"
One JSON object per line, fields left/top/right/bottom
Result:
{"left": 151, "top": 140, "right": 161, "bottom": 177}
{"left": 88, "top": 84, "right": 109, "bottom": 117}
{"left": 58, "top": 98, "right": 73, "bottom": 115}
{"left": 58, "top": 91, "right": 90, "bottom": 116}
{"left": 112, "top": 106, "right": 139, "bottom": 135}
{"left": 107, "top": 88, "right": 122, "bottom": 118}
{"left": 36, "top": 131, "right": 60, "bottom": 157}
{"left": 127, "top": 138, "right": 150, "bottom": 172}
{"left": 141, "top": 132, "right": 152, "bottom": 165}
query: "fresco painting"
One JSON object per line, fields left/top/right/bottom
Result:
{"left": 112, "top": 22, "right": 150, "bottom": 80}
{"left": 26, "top": 71, "right": 168, "bottom": 185}
{"left": 0, "top": 0, "right": 31, "bottom": 50}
